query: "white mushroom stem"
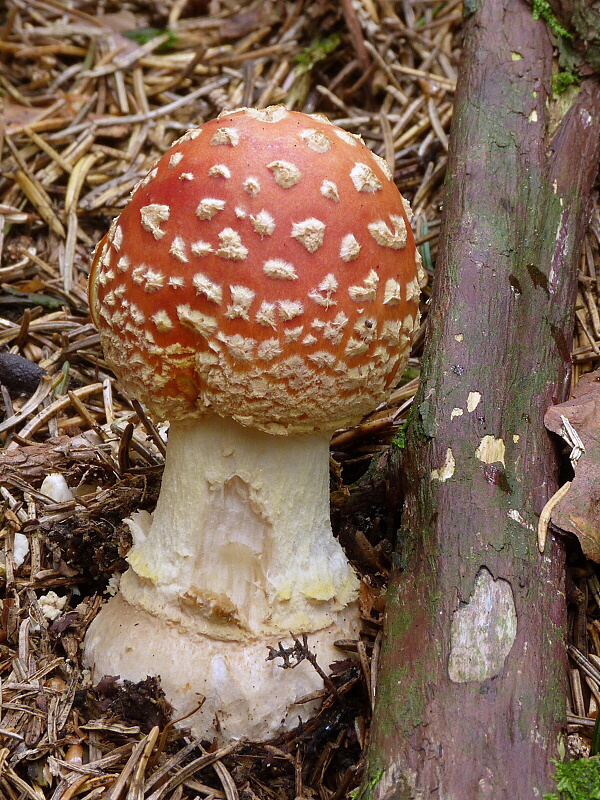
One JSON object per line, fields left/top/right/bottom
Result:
{"left": 85, "top": 415, "right": 360, "bottom": 739}
{"left": 122, "top": 414, "right": 359, "bottom": 636}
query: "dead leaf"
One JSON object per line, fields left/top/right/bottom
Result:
{"left": 545, "top": 369, "right": 600, "bottom": 441}
{"left": 220, "top": 2, "right": 275, "bottom": 38}
{"left": 98, "top": 11, "right": 140, "bottom": 33}
{"left": 4, "top": 93, "right": 89, "bottom": 135}
{"left": 3, "top": 99, "right": 49, "bottom": 131}
{"left": 544, "top": 368, "right": 600, "bottom": 560}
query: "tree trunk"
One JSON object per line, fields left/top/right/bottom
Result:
{"left": 363, "top": 0, "right": 600, "bottom": 797}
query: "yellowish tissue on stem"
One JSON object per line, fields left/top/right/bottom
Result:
{"left": 117, "top": 415, "right": 360, "bottom": 640}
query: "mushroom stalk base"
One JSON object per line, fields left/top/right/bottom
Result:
{"left": 84, "top": 415, "right": 360, "bottom": 740}
{"left": 85, "top": 594, "right": 358, "bottom": 741}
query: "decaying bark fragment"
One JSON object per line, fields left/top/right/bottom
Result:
{"left": 363, "top": 0, "right": 600, "bottom": 797}
{"left": 0, "top": 435, "right": 100, "bottom": 485}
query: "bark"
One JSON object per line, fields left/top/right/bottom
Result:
{"left": 0, "top": 435, "right": 101, "bottom": 485}
{"left": 363, "top": 0, "right": 600, "bottom": 797}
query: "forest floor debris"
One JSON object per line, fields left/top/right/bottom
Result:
{"left": 0, "top": 0, "right": 599, "bottom": 797}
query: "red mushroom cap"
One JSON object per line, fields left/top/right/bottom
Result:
{"left": 89, "top": 106, "right": 420, "bottom": 434}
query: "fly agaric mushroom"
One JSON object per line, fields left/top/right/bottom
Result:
{"left": 85, "top": 105, "right": 422, "bottom": 741}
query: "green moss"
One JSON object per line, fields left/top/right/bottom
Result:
{"left": 414, "top": 396, "right": 437, "bottom": 440}
{"left": 386, "top": 604, "right": 414, "bottom": 640}
{"left": 516, "top": 673, "right": 562, "bottom": 743}
{"left": 353, "top": 768, "right": 384, "bottom": 800}
{"left": 462, "top": 0, "right": 481, "bottom": 18}
{"left": 372, "top": 596, "right": 430, "bottom": 740}
{"left": 376, "top": 661, "right": 426, "bottom": 740}
{"left": 295, "top": 33, "right": 341, "bottom": 71}
{"left": 545, "top": 756, "right": 600, "bottom": 799}
{"left": 532, "top": 0, "right": 572, "bottom": 38}
{"left": 391, "top": 420, "right": 409, "bottom": 451}
{"left": 552, "top": 69, "right": 579, "bottom": 95}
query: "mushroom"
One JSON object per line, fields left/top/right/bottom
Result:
{"left": 85, "top": 105, "right": 421, "bottom": 741}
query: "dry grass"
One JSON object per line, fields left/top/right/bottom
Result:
{"left": 0, "top": 0, "right": 598, "bottom": 796}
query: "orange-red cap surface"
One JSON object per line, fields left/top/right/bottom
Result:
{"left": 89, "top": 106, "right": 420, "bottom": 434}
